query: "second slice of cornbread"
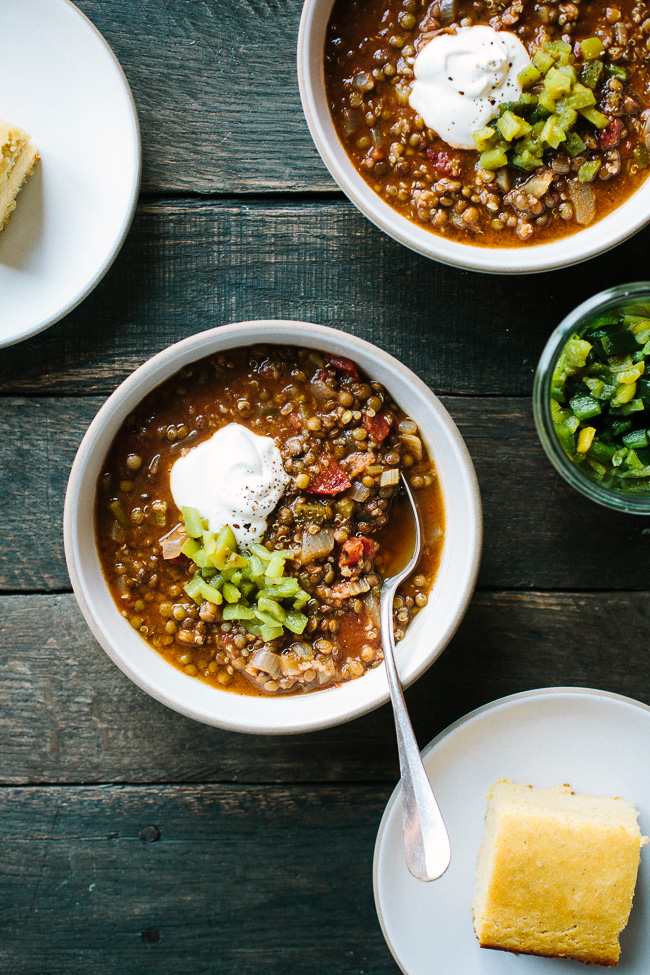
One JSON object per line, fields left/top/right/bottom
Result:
{"left": 473, "top": 779, "right": 647, "bottom": 967}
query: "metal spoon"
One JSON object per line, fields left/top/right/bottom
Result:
{"left": 379, "top": 478, "right": 451, "bottom": 881}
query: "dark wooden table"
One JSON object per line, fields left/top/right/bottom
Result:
{"left": 2, "top": 2, "right": 650, "bottom": 972}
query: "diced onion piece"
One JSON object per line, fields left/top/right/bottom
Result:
{"left": 401, "top": 434, "right": 423, "bottom": 460}
{"left": 310, "top": 379, "right": 337, "bottom": 401}
{"left": 347, "top": 578, "right": 371, "bottom": 596}
{"left": 380, "top": 468, "right": 400, "bottom": 487}
{"left": 331, "top": 578, "right": 371, "bottom": 599}
{"left": 398, "top": 419, "right": 418, "bottom": 435}
{"left": 300, "top": 529, "right": 335, "bottom": 563}
{"left": 161, "top": 523, "right": 188, "bottom": 559}
{"left": 280, "top": 654, "right": 301, "bottom": 677}
{"left": 522, "top": 169, "right": 553, "bottom": 199}
{"left": 396, "top": 82, "right": 410, "bottom": 106}
{"left": 495, "top": 168, "right": 512, "bottom": 192}
{"left": 317, "top": 658, "right": 336, "bottom": 683}
{"left": 341, "top": 108, "right": 361, "bottom": 135}
{"left": 291, "top": 642, "right": 314, "bottom": 661}
{"left": 568, "top": 180, "right": 596, "bottom": 226}
{"left": 249, "top": 649, "right": 284, "bottom": 679}
{"left": 353, "top": 71, "right": 374, "bottom": 92}
{"left": 439, "top": 0, "right": 457, "bottom": 25}
{"left": 364, "top": 592, "right": 380, "bottom": 628}
{"left": 349, "top": 480, "right": 371, "bottom": 502}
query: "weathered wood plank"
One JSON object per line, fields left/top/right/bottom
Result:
{"left": 1, "top": 591, "right": 648, "bottom": 786}
{"left": 1, "top": 200, "right": 649, "bottom": 397}
{"left": 0, "top": 783, "right": 395, "bottom": 974}
{"left": 73, "top": 0, "right": 329, "bottom": 193}
{"left": 2, "top": 395, "right": 650, "bottom": 593}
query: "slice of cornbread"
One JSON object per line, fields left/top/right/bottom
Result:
{"left": 473, "top": 779, "right": 647, "bottom": 967}
{"left": 0, "top": 119, "right": 39, "bottom": 231}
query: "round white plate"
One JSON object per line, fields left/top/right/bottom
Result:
{"left": 0, "top": 0, "right": 140, "bottom": 348}
{"left": 374, "top": 687, "right": 650, "bottom": 974}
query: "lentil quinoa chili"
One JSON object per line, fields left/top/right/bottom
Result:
{"left": 96, "top": 346, "right": 444, "bottom": 697}
{"left": 324, "top": 0, "right": 650, "bottom": 245}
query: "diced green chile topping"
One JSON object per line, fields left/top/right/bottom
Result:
{"left": 551, "top": 304, "right": 650, "bottom": 491}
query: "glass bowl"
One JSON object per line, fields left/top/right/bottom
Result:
{"left": 533, "top": 282, "right": 650, "bottom": 514}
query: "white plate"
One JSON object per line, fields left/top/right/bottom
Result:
{"left": 374, "top": 687, "right": 650, "bottom": 974}
{"left": 0, "top": 0, "right": 140, "bottom": 348}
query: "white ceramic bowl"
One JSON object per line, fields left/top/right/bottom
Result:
{"left": 64, "top": 320, "right": 482, "bottom": 734}
{"left": 297, "top": 0, "right": 650, "bottom": 275}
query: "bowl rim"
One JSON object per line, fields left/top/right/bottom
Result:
{"left": 64, "top": 319, "right": 483, "bottom": 734}
{"left": 296, "top": 0, "right": 650, "bottom": 275}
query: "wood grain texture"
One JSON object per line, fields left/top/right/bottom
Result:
{"left": 2, "top": 395, "right": 650, "bottom": 593}
{"left": 0, "top": 783, "right": 394, "bottom": 974}
{"left": 1, "top": 591, "right": 648, "bottom": 786}
{"left": 1, "top": 200, "right": 649, "bottom": 397}
{"left": 73, "top": 0, "right": 329, "bottom": 194}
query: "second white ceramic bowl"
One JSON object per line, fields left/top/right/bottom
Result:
{"left": 297, "top": 0, "right": 650, "bottom": 274}
{"left": 64, "top": 320, "right": 482, "bottom": 734}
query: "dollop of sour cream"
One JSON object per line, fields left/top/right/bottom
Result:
{"left": 409, "top": 25, "right": 532, "bottom": 150}
{"left": 170, "top": 424, "right": 289, "bottom": 548}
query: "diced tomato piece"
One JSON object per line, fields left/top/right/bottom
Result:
{"left": 426, "top": 149, "right": 455, "bottom": 176}
{"left": 598, "top": 118, "right": 622, "bottom": 149}
{"left": 359, "top": 536, "right": 379, "bottom": 558}
{"left": 329, "top": 355, "right": 360, "bottom": 379}
{"left": 310, "top": 456, "right": 352, "bottom": 495}
{"left": 288, "top": 412, "right": 302, "bottom": 430}
{"left": 573, "top": 41, "right": 583, "bottom": 61}
{"left": 259, "top": 360, "right": 279, "bottom": 379}
{"left": 342, "top": 451, "right": 375, "bottom": 477}
{"left": 363, "top": 411, "right": 391, "bottom": 442}
{"left": 339, "top": 535, "right": 380, "bottom": 568}
{"left": 340, "top": 537, "right": 365, "bottom": 567}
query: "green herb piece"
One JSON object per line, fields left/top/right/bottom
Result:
{"left": 622, "top": 429, "right": 650, "bottom": 450}
{"left": 109, "top": 499, "right": 129, "bottom": 526}
{"left": 518, "top": 64, "right": 541, "bottom": 88}
{"left": 182, "top": 506, "right": 204, "bottom": 538}
{"left": 570, "top": 394, "right": 602, "bottom": 421}
{"left": 604, "top": 63, "right": 627, "bottom": 81}
{"left": 565, "top": 131, "right": 587, "bottom": 157}
{"left": 473, "top": 125, "right": 497, "bottom": 151}
{"left": 533, "top": 49, "right": 555, "bottom": 74}
{"left": 479, "top": 147, "right": 508, "bottom": 170}
{"left": 565, "top": 85, "right": 597, "bottom": 111}
{"left": 580, "top": 36, "right": 605, "bottom": 60}
{"left": 578, "top": 159, "right": 602, "bottom": 182}
{"left": 580, "top": 107, "right": 610, "bottom": 129}
{"left": 496, "top": 110, "right": 531, "bottom": 142}
{"left": 580, "top": 60, "right": 604, "bottom": 89}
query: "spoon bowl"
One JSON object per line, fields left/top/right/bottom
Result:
{"left": 380, "top": 479, "right": 451, "bottom": 881}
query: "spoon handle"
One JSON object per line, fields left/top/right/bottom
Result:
{"left": 380, "top": 585, "right": 451, "bottom": 882}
